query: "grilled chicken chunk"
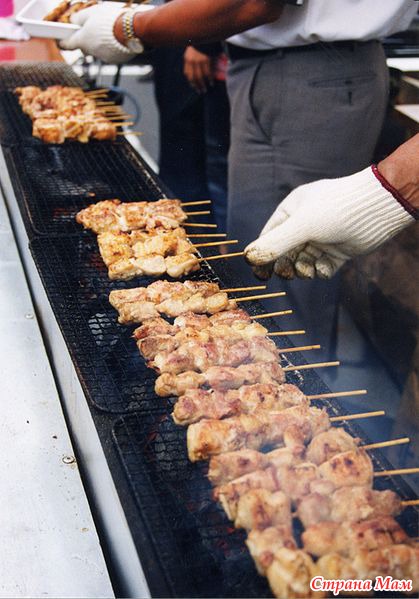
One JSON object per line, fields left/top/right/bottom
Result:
{"left": 246, "top": 525, "right": 297, "bottom": 575}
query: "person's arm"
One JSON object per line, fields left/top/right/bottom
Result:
{"left": 114, "top": 0, "right": 284, "bottom": 47}
{"left": 61, "top": 0, "right": 284, "bottom": 64}
{"left": 244, "top": 135, "right": 419, "bottom": 280}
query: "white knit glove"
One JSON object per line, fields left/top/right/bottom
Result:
{"left": 60, "top": 4, "right": 137, "bottom": 64}
{"left": 245, "top": 166, "right": 416, "bottom": 280}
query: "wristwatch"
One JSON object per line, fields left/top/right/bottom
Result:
{"left": 121, "top": 10, "right": 144, "bottom": 53}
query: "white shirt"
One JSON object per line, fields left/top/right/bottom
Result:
{"left": 228, "top": 0, "right": 418, "bottom": 50}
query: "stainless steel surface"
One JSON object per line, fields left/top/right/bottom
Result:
{"left": 0, "top": 147, "right": 151, "bottom": 599}
{"left": 0, "top": 182, "right": 113, "bottom": 598}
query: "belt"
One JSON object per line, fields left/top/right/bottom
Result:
{"left": 226, "top": 40, "right": 364, "bottom": 61}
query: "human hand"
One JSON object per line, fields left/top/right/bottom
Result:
{"left": 245, "top": 166, "right": 415, "bottom": 280}
{"left": 183, "top": 46, "right": 214, "bottom": 94}
{"left": 59, "top": 4, "right": 137, "bottom": 64}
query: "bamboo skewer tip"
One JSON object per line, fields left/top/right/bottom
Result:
{"left": 235, "top": 291, "right": 287, "bottom": 303}
{"left": 253, "top": 310, "right": 293, "bottom": 320}
{"left": 268, "top": 330, "right": 306, "bottom": 337}
{"left": 330, "top": 410, "right": 385, "bottom": 422}
{"left": 363, "top": 437, "right": 410, "bottom": 451}
{"left": 283, "top": 360, "right": 340, "bottom": 372}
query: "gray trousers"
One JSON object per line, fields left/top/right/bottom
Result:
{"left": 226, "top": 41, "right": 389, "bottom": 246}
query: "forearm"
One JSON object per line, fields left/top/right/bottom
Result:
{"left": 115, "top": 0, "right": 284, "bottom": 47}
{"left": 377, "top": 133, "right": 419, "bottom": 211}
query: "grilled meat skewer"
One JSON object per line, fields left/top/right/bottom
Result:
{"left": 151, "top": 337, "right": 279, "bottom": 375}
{"left": 215, "top": 448, "right": 373, "bottom": 526}
{"left": 208, "top": 427, "right": 357, "bottom": 485}
{"left": 77, "top": 199, "right": 188, "bottom": 234}
{"left": 155, "top": 361, "right": 286, "bottom": 397}
{"left": 173, "top": 383, "right": 306, "bottom": 426}
{"left": 187, "top": 404, "right": 330, "bottom": 461}
{"left": 110, "top": 280, "right": 236, "bottom": 323}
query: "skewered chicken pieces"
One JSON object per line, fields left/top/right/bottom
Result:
{"left": 151, "top": 337, "right": 279, "bottom": 375}
{"left": 302, "top": 516, "right": 409, "bottom": 558}
{"left": 266, "top": 548, "right": 325, "bottom": 599}
{"left": 110, "top": 280, "right": 236, "bottom": 323}
{"left": 297, "top": 485, "right": 402, "bottom": 529}
{"left": 77, "top": 198, "right": 188, "bottom": 233}
{"left": 173, "top": 383, "right": 306, "bottom": 426}
{"left": 187, "top": 405, "right": 329, "bottom": 461}
{"left": 245, "top": 525, "right": 297, "bottom": 575}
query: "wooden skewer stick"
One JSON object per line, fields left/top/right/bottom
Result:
{"left": 114, "top": 122, "right": 135, "bottom": 127}
{"left": 307, "top": 389, "right": 367, "bottom": 400}
{"left": 284, "top": 360, "right": 340, "bottom": 372}
{"left": 223, "top": 285, "right": 266, "bottom": 292}
{"left": 183, "top": 223, "right": 218, "bottom": 228}
{"left": 363, "top": 437, "right": 410, "bottom": 450}
{"left": 187, "top": 234, "right": 227, "bottom": 238}
{"left": 200, "top": 251, "right": 245, "bottom": 261}
{"left": 235, "top": 291, "right": 286, "bottom": 303}
{"left": 96, "top": 101, "right": 118, "bottom": 106}
{"left": 193, "top": 239, "right": 238, "bottom": 248}
{"left": 330, "top": 409, "right": 384, "bottom": 422}
{"left": 86, "top": 88, "right": 109, "bottom": 95}
{"left": 180, "top": 200, "right": 212, "bottom": 206}
{"left": 253, "top": 310, "right": 293, "bottom": 320}
{"left": 269, "top": 330, "right": 306, "bottom": 337}
{"left": 117, "top": 132, "right": 144, "bottom": 137}
{"left": 280, "top": 344, "right": 320, "bottom": 354}
{"left": 401, "top": 499, "right": 419, "bottom": 507}
{"left": 106, "top": 114, "right": 135, "bottom": 121}
{"left": 185, "top": 210, "right": 211, "bottom": 216}
{"left": 375, "top": 467, "right": 419, "bottom": 478}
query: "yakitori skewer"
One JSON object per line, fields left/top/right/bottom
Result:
{"left": 187, "top": 233, "right": 227, "bottom": 238}
{"left": 283, "top": 361, "right": 340, "bottom": 372}
{"left": 185, "top": 210, "right": 211, "bottom": 216}
{"left": 235, "top": 291, "right": 286, "bottom": 303}
{"left": 117, "top": 132, "right": 144, "bottom": 137}
{"left": 401, "top": 499, "right": 419, "bottom": 506}
{"left": 307, "top": 389, "right": 367, "bottom": 400}
{"left": 330, "top": 410, "right": 385, "bottom": 422}
{"left": 363, "top": 437, "right": 410, "bottom": 450}
{"left": 253, "top": 310, "right": 293, "bottom": 320}
{"left": 200, "top": 250, "right": 245, "bottom": 261}
{"left": 375, "top": 467, "right": 419, "bottom": 477}
{"left": 222, "top": 285, "right": 266, "bottom": 293}
{"left": 193, "top": 239, "right": 238, "bottom": 248}
{"left": 280, "top": 344, "right": 320, "bottom": 354}
{"left": 180, "top": 200, "right": 212, "bottom": 206}
{"left": 183, "top": 222, "right": 218, "bottom": 228}
{"left": 268, "top": 330, "right": 305, "bottom": 336}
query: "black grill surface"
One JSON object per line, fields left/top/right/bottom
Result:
{"left": 5, "top": 142, "right": 169, "bottom": 236}
{"left": 30, "top": 233, "right": 299, "bottom": 413}
{"left": 113, "top": 410, "right": 419, "bottom": 598}
{"left": 0, "top": 62, "right": 84, "bottom": 91}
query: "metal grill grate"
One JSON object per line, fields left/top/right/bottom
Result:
{"left": 0, "top": 62, "right": 84, "bottom": 91}
{"left": 30, "top": 234, "right": 297, "bottom": 413}
{"left": 113, "top": 410, "right": 419, "bottom": 598}
{"left": 5, "top": 142, "right": 169, "bottom": 236}
{"left": 0, "top": 91, "right": 36, "bottom": 146}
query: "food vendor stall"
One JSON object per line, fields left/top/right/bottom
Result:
{"left": 0, "top": 12, "right": 418, "bottom": 599}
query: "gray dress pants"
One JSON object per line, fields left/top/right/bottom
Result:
{"left": 226, "top": 41, "right": 389, "bottom": 246}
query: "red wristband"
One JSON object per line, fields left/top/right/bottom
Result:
{"left": 371, "top": 164, "right": 418, "bottom": 220}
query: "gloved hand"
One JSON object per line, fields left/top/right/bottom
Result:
{"left": 245, "top": 166, "right": 415, "bottom": 280}
{"left": 60, "top": 4, "right": 137, "bottom": 64}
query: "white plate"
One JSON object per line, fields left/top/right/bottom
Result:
{"left": 16, "top": 1, "right": 152, "bottom": 41}
{"left": 16, "top": 0, "right": 80, "bottom": 40}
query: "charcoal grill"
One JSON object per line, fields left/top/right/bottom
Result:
{"left": 112, "top": 411, "right": 419, "bottom": 598}
{"left": 2, "top": 63, "right": 418, "bottom": 598}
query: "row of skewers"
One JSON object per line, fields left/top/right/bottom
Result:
{"left": 14, "top": 85, "right": 135, "bottom": 143}
{"left": 76, "top": 197, "right": 249, "bottom": 280}
{"left": 73, "top": 175, "right": 419, "bottom": 595}
{"left": 106, "top": 277, "right": 419, "bottom": 597}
